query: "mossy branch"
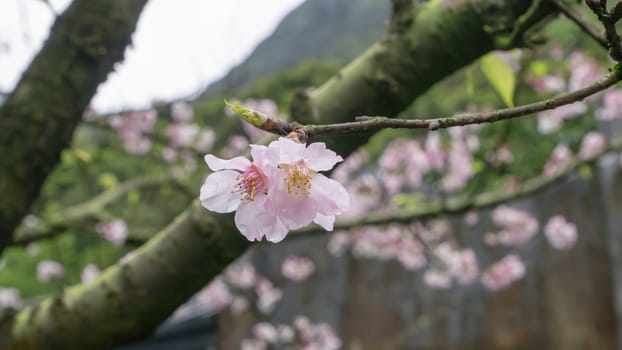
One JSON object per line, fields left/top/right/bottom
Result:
{"left": 0, "top": 0, "right": 148, "bottom": 252}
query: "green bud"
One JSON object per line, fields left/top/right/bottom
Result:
{"left": 224, "top": 99, "right": 268, "bottom": 128}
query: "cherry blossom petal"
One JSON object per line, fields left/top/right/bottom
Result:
{"left": 235, "top": 195, "right": 289, "bottom": 242}
{"left": 268, "top": 137, "right": 306, "bottom": 163}
{"left": 303, "top": 142, "right": 343, "bottom": 171}
{"left": 250, "top": 144, "right": 280, "bottom": 168}
{"left": 314, "top": 213, "right": 335, "bottom": 231}
{"left": 200, "top": 170, "right": 242, "bottom": 213}
{"left": 204, "top": 154, "right": 250, "bottom": 171}
{"left": 309, "top": 174, "right": 350, "bottom": 215}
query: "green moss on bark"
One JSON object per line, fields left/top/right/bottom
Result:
{"left": 0, "top": 0, "right": 148, "bottom": 251}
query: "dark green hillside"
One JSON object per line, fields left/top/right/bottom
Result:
{"left": 201, "top": 0, "right": 390, "bottom": 96}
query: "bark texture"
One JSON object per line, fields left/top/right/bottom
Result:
{"left": 0, "top": 0, "right": 148, "bottom": 251}
{"left": 0, "top": 0, "right": 557, "bottom": 348}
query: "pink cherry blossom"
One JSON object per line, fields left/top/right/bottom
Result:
{"left": 544, "top": 215, "right": 578, "bottom": 250}
{"left": 200, "top": 145, "right": 286, "bottom": 242}
{"left": 263, "top": 138, "right": 350, "bottom": 233}
{"left": 37, "top": 260, "right": 65, "bottom": 282}
{"left": 481, "top": 254, "right": 526, "bottom": 291}
{"left": 201, "top": 138, "right": 349, "bottom": 242}
{"left": 281, "top": 255, "right": 315, "bottom": 282}
{"left": 95, "top": 219, "right": 128, "bottom": 246}
{"left": 578, "top": 131, "right": 606, "bottom": 159}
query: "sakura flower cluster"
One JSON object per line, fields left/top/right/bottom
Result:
{"left": 200, "top": 137, "right": 350, "bottom": 243}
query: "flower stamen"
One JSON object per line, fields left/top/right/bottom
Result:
{"left": 234, "top": 165, "right": 267, "bottom": 202}
{"left": 282, "top": 161, "right": 313, "bottom": 198}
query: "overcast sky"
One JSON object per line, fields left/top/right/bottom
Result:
{"left": 0, "top": 0, "right": 304, "bottom": 112}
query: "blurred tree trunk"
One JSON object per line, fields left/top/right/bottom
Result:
{"left": 0, "top": 0, "right": 556, "bottom": 349}
{"left": 0, "top": 0, "right": 148, "bottom": 252}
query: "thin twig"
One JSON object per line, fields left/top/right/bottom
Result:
{"left": 301, "top": 65, "right": 622, "bottom": 137}
{"left": 551, "top": 0, "right": 608, "bottom": 48}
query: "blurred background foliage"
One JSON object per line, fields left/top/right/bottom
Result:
{"left": 0, "top": 1, "right": 612, "bottom": 300}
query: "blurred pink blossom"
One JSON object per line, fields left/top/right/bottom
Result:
{"left": 225, "top": 262, "right": 256, "bottom": 289}
{"left": 328, "top": 231, "right": 352, "bottom": 257}
{"left": 465, "top": 210, "right": 479, "bottom": 226}
{"left": 491, "top": 206, "right": 539, "bottom": 246}
{"left": 481, "top": 254, "right": 526, "bottom": 291}
{"left": 80, "top": 264, "right": 100, "bottom": 283}
{"left": 37, "top": 260, "right": 65, "bottom": 282}
{"left": 597, "top": 89, "right": 622, "bottom": 120}
{"left": 220, "top": 135, "right": 249, "bottom": 158}
{"left": 256, "top": 278, "right": 283, "bottom": 314}
{"left": 544, "top": 144, "right": 572, "bottom": 176}
{"left": 544, "top": 215, "right": 578, "bottom": 250}
{"left": 166, "top": 123, "right": 200, "bottom": 147}
{"left": 252, "top": 322, "right": 278, "bottom": 343}
{"left": 194, "top": 129, "right": 215, "bottom": 152}
{"left": 195, "top": 277, "right": 232, "bottom": 310}
{"left": 331, "top": 150, "right": 368, "bottom": 184}
{"left": 109, "top": 109, "right": 157, "bottom": 155}
{"left": 95, "top": 219, "right": 128, "bottom": 246}
{"left": 171, "top": 101, "right": 194, "bottom": 122}
{"left": 0, "top": 288, "right": 23, "bottom": 309}
{"left": 578, "top": 131, "right": 606, "bottom": 159}
{"left": 537, "top": 102, "right": 587, "bottom": 134}
{"left": 281, "top": 255, "right": 315, "bottom": 282}
{"left": 423, "top": 269, "right": 452, "bottom": 289}
{"left": 568, "top": 51, "right": 602, "bottom": 92}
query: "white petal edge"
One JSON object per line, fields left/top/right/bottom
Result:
{"left": 200, "top": 170, "right": 242, "bottom": 213}
{"left": 314, "top": 213, "right": 335, "bottom": 231}
{"left": 309, "top": 174, "right": 350, "bottom": 215}
{"left": 303, "top": 142, "right": 343, "bottom": 171}
{"left": 204, "top": 154, "right": 250, "bottom": 172}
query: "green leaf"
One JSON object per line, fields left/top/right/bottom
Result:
{"left": 480, "top": 53, "right": 516, "bottom": 107}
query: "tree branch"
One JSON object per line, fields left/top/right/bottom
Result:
{"left": 11, "top": 175, "right": 183, "bottom": 247}
{"left": 231, "top": 65, "right": 622, "bottom": 137}
{"left": 326, "top": 136, "right": 622, "bottom": 229}
{"left": 0, "top": 0, "right": 148, "bottom": 252}
{"left": 551, "top": 0, "right": 608, "bottom": 48}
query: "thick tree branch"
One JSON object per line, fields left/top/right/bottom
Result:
{"left": 0, "top": 0, "right": 148, "bottom": 252}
